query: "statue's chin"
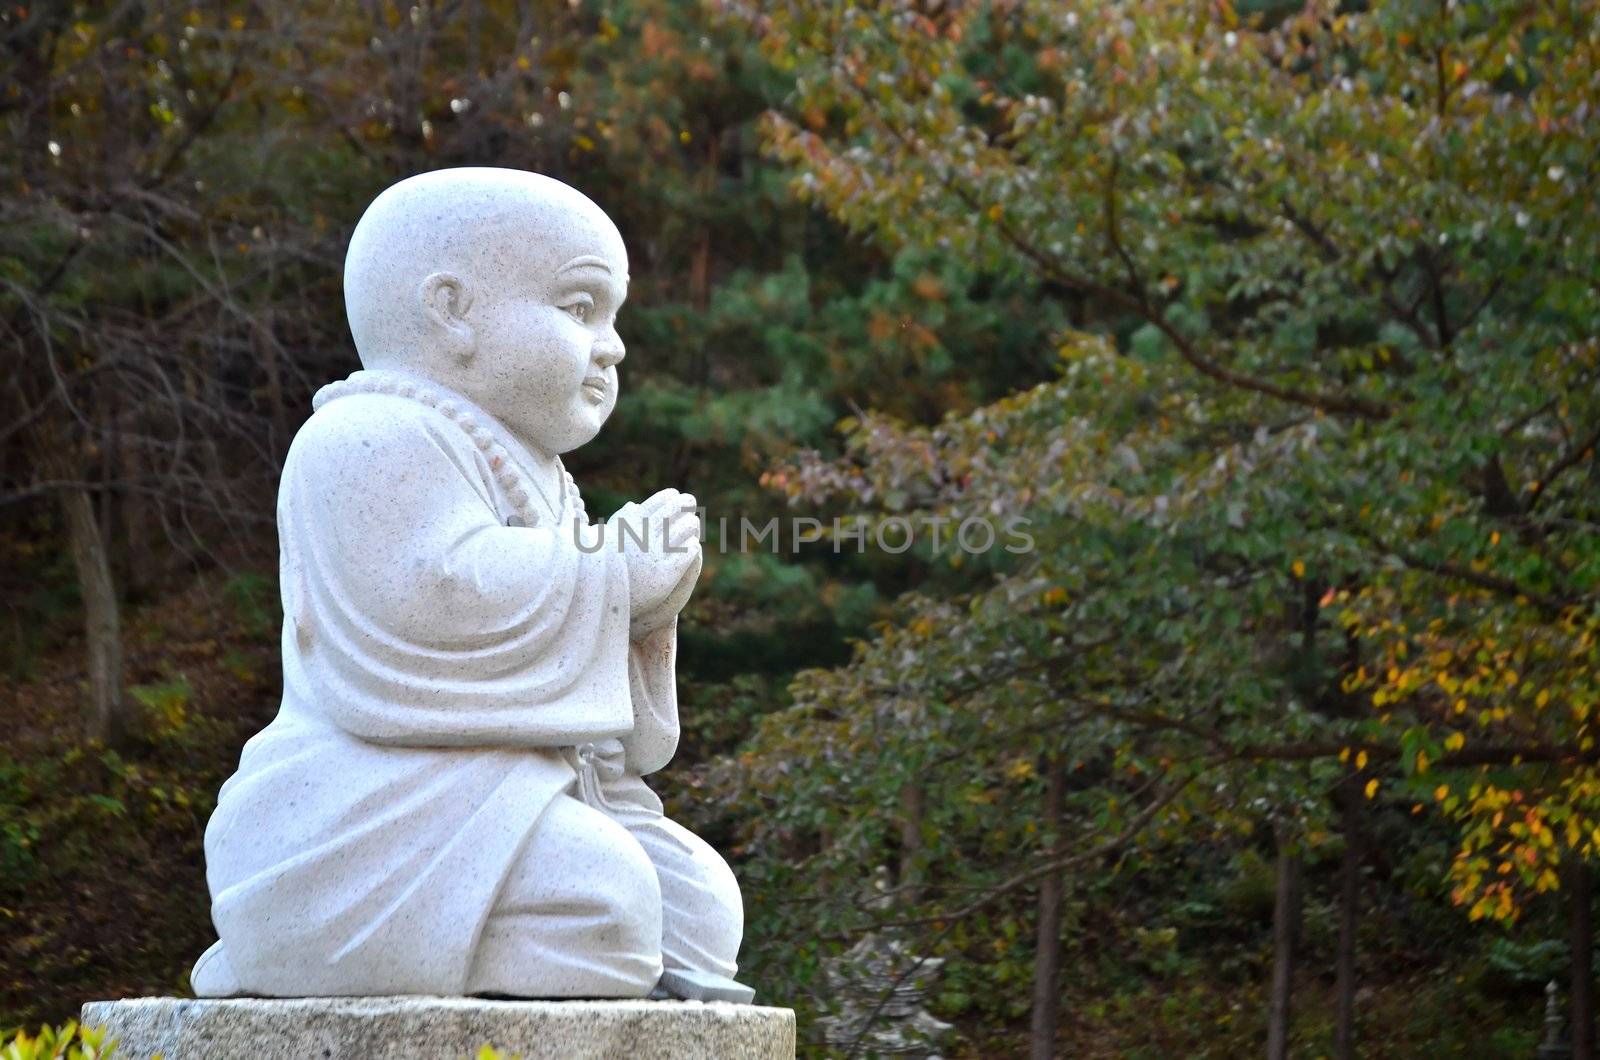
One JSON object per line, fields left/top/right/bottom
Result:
{"left": 518, "top": 411, "right": 607, "bottom": 457}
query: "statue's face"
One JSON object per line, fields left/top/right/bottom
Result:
{"left": 458, "top": 207, "right": 630, "bottom": 455}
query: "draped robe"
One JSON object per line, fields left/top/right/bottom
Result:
{"left": 198, "top": 370, "right": 681, "bottom": 996}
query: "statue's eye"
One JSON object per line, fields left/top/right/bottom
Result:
{"left": 563, "top": 301, "right": 590, "bottom": 323}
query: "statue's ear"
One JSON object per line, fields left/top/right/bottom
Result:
{"left": 418, "top": 272, "right": 477, "bottom": 362}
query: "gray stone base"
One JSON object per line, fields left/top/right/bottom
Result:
{"left": 81, "top": 996, "right": 796, "bottom": 1059}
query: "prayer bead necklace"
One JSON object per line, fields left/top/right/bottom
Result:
{"left": 311, "top": 369, "right": 588, "bottom": 531}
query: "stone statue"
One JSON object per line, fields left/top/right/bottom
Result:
{"left": 189, "top": 168, "right": 748, "bottom": 1003}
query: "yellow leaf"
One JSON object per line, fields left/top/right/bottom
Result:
{"left": 1445, "top": 732, "right": 1465, "bottom": 752}
{"left": 1356, "top": 750, "right": 1369, "bottom": 770}
{"left": 1365, "top": 778, "right": 1380, "bottom": 799}
{"left": 1291, "top": 559, "right": 1306, "bottom": 578}
{"left": 1435, "top": 785, "right": 1449, "bottom": 801}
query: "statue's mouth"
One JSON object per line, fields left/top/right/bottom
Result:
{"left": 581, "top": 377, "right": 609, "bottom": 403}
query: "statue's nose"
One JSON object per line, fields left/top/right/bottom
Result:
{"left": 594, "top": 327, "right": 625, "bottom": 368}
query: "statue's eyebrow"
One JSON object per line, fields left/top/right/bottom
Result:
{"left": 555, "top": 255, "right": 613, "bottom": 276}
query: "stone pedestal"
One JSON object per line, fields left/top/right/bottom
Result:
{"left": 81, "top": 996, "right": 796, "bottom": 1060}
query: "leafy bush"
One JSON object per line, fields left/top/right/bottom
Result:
{"left": 0, "top": 720, "right": 232, "bottom": 1027}
{"left": 129, "top": 679, "right": 194, "bottom": 737}
{"left": 1, "top": 1022, "right": 115, "bottom": 1060}
{"left": 221, "top": 574, "right": 281, "bottom": 642}
{"left": 1485, "top": 936, "right": 1569, "bottom": 989}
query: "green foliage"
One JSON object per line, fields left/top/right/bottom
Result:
{"left": 1213, "top": 849, "right": 1279, "bottom": 925}
{"left": 221, "top": 575, "right": 280, "bottom": 643}
{"left": 129, "top": 679, "right": 193, "bottom": 737}
{"left": 0, "top": 601, "right": 266, "bottom": 1029}
{"left": 692, "top": 0, "right": 1600, "bottom": 1044}
{"left": 1486, "top": 936, "right": 1568, "bottom": 988}
{"left": 0, "top": 740, "right": 207, "bottom": 897}
{"left": 0, "top": 1022, "right": 114, "bottom": 1060}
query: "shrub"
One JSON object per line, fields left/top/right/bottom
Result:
{"left": 1, "top": 1022, "right": 115, "bottom": 1060}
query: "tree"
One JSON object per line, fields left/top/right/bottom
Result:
{"left": 714, "top": 0, "right": 1599, "bottom": 1051}
{"left": 1, "top": 3, "right": 295, "bottom": 744}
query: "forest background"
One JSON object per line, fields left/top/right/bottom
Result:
{"left": 2, "top": 1, "right": 1597, "bottom": 1057}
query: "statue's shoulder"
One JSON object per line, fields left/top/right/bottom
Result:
{"left": 288, "top": 390, "right": 469, "bottom": 471}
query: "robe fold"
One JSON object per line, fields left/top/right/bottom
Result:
{"left": 202, "top": 372, "right": 680, "bottom": 996}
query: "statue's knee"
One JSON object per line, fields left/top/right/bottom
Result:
{"left": 697, "top": 846, "right": 743, "bottom": 961}
{"left": 592, "top": 821, "right": 664, "bottom": 954}
{"left": 683, "top": 839, "right": 740, "bottom": 919}
{"left": 648, "top": 820, "right": 743, "bottom": 971}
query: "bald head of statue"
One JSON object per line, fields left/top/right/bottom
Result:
{"left": 343, "top": 168, "right": 630, "bottom": 456}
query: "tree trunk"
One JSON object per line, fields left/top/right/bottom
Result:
{"left": 897, "top": 781, "right": 924, "bottom": 904}
{"left": 31, "top": 414, "right": 129, "bottom": 747}
{"left": 59, "top": 480, "right": 126, "bottom": 747}
{"left": 690, "top": 128, "right": 718, "bottom": 315}
{"left": 256, "top": 321, "right": 289, "bottom": 459}
{"left": 1572, "top": 859, "right": 1594, "bottom": 1060}
{"left": 1334, "top": 794, "right": 1361, "bottom": 1060}
{"left": 1029, "top": 753, "right": 1069, "bottom": 1060}
{"left": 120, "top": 427, "right": 150, "bottom": 598}
{"left": 1267, "top": 842, "right": 1302, "bottom": 1060}
{"left": 687, "top": 125, "right": 718, "bottom": 390}
{"left": 99, "top": 377, "right": 117, "bottom": 560}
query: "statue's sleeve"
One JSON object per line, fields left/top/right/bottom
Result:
{"left": 622, "top": 624, "right": 680, "bottom": 775}
{"left": 279, "top": 392, "right": 634, "bottom": 748}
